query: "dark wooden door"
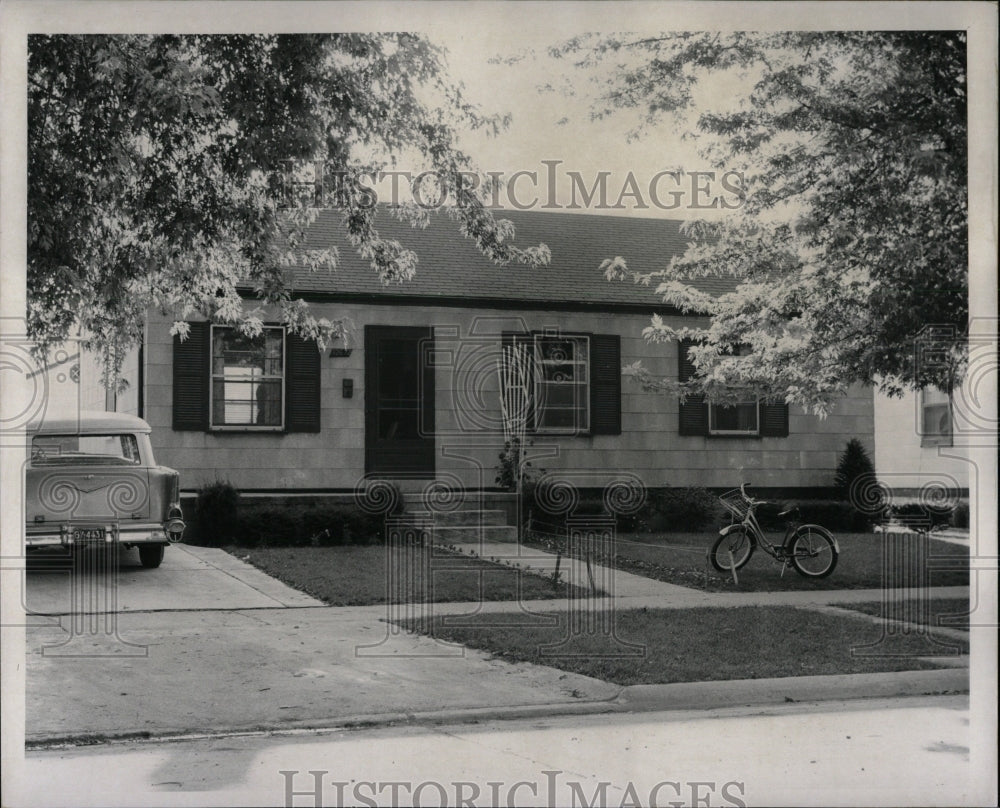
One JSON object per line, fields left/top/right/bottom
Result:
{"left": 364, "top": 326, "right": 435, "bottom": 477}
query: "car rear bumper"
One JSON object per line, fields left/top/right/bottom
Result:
{"left": 26, "top": 522, "right": 184, "bottom": 548}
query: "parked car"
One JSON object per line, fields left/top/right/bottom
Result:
{"left": 26, "top": 411, "right": 185, "bottom": 568}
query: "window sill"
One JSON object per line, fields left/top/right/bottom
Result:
{"left": 209, "top": 426, "right": 285, "bottom": 433}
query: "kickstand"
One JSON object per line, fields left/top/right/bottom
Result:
{"left": 727, "top": 550, "right": 739, "bottom": 586}
{"left": 780, "top": 559, "right": 789, "bottom": 577}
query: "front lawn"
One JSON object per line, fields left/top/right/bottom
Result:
{"left": 527, "top": 531, "right": 969, "bottom": 592}
{"left": 838, "top": 597, "right": 971, "bottom": 632}
{"left": 402, "top": 606, "right": 969, "bottom": 685}
{"left": 229, "top": 544, "right": 589, "bottom": 606}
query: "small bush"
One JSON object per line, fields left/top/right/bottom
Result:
{"left": 235, "top": 503, "right": 385, "bottom": 547}
{"left": 889, "top": 501, "right": 954, "bottom": 530}
{"left": 495, "top": 438, "right": 544, "bottom": 493}
{"left": 621, "top": 486, "right": 721, "bottom": 532}
{"left": 951, "top": 501, "right": 969, "bottom": 529}
{"left": 754, "top": 500, "right": 869, "bottom": 532}
{"left": 193, "top": 480, "right": 240, "bottom": 546}
{"left": 835, "top": 438, "right": 876, "bottom": 499}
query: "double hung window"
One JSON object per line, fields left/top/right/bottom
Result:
{"left": 533, "top": 334, "right": 590, "bottom": 434}
{"left": 210, "top": 326, "right": 285, "bottom": 429}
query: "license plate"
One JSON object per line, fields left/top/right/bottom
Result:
{"left": 73, "top": 527, "right": 107, "bottom": 543}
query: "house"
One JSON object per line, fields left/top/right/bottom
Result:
{"left": 874, "top": 388, "right": 970, "bottom": 500}
{"left": 80, "top": 208, "right": 875, "bottom": 504}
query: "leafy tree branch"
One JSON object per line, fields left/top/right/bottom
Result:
{"left": 559, "top": 31, "right": 967, "bottom": 412}
{"left": 28, "top": 34, "right": 549, "bottom": 386}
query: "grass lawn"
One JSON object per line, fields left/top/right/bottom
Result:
{"left": 837, "top": 597, "right": 971, "bottom": 632}
{"left": 402, "top": 606, "right": 969, "bottom": 685}
{"left": 228, "top": 544, "right": 590, "bottom": 606}
{"left": 527, "top": 531, "right": 969, "bottom": 592}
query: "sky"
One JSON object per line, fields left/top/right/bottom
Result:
{"left": 371, "top": 26, "right": 733, "bottom": 219}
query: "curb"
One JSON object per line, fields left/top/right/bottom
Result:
{"left": 614, "top": 668, "right": 968, "bottom": 712}
{"left": 25, "top": 668, "right": 968, "bottom": 751}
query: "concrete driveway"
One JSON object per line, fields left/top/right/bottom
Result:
{"left": 25, "top": 543, "right": 322, "bottom": 614}
{"left": 23, "top": 544, "right": 619, "bottom": 743}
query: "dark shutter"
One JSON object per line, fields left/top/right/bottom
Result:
{"left": 678, "top": 339, "right": 709, "bottom": 436}
{"left": 172, "top": 322, "right": 209, "bottom": 431}
{"left": 285, "top": 332, "right": 321, "bottom": 433}
{"left": 759, "top": 400, "right": 789, "bottom": 437}
{"left": 589, "top": 334, "right": 621, "bottom": 435}
{"left": 501, "top": 331, "right": 534, "bottom": 432}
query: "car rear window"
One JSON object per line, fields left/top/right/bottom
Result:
{"left": 31, "top": 434, "right": 141, "bottom": 465}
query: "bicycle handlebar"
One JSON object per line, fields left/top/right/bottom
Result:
{"left": 739, "top": 482, "right": 770, "bottom": 507}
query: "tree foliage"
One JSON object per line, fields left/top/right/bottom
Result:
{"left": 554, "top": 32, "right": 967, "bottom": 412}
{"left": 28, "top": 34, "right": 549, "bottom": 381}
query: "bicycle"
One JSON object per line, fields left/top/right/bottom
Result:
{"left": 709, "top": 483, "right": 840, "bottom": 578}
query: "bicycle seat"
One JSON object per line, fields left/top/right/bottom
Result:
{"left": 777, "top": 505, "right": 800, "bottom": 518}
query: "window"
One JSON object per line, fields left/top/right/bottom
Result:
{"left": 500, "top": 331, "right": 621, "bottom": 437}
{"left": 533, "top": 334, "right": 590, "bottom": 433}
{"left": 210, "top": 326, "right": 285, "bottom": 428}
{"left": 709, "top": 399, "right": 760, "bottom": 435}
{"left": 31, "top": 434, "right": 141, "bottom": 466}
{"left": 921, "top": 387, "right": 952, "bottom": 447}
{"left": 707, "top": 346, "right": 759, "bottom": 436}
{"left": 174, "top": 322, "right": 320, "bottom": 433}
{"left": 678, "top": 340, "right": 788, "bottom": 438}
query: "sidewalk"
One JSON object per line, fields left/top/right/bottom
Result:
{"left": 443, "top": 539, "right": 970, "bottom": 606}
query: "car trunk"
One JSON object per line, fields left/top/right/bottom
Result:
{"left": 25, "top": 465, "right": 153, "bottom": 525}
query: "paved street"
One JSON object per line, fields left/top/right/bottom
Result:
{"left": 13, "top": 695, "right": 994, "bottom": 807}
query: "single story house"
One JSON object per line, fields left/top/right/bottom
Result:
{"left": 874, "top": 388, "right": 970, "bottom": 499}
{"left": 82, "top": 208, "right": 875, "bottom": 502}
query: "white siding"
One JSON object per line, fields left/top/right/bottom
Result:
{"left": 145, "top": 305, "right": 875, "bottom": 493}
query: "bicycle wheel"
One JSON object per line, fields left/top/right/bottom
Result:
{"left": 789, "top": 525, "right": 838, "bottom": 578}
{"left": 710, "top": 527, "right": 755, "bottom": 572}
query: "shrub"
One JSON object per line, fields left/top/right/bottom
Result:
{"left": 754, "top": 500, "right": 869, "bottom": 532}
{"left": 834, "top": 438, "right": 876, "bottom": 500}
{"left": 889, "top": 501, "right": 954, "bottom": 530}
{"left": 622, "top": 486, "right": 721, "bottom": 532}
{"left": 192, "top": 480, "right": 240, "bottom": 546}
{"left": 495, "top": 437, "right": 543, "bottom": 492}
{"left": 235, "top": 503, "right": 385, "bottom": 547}
{"left": 951, "top": 501, "right": 969, "bottom": 529}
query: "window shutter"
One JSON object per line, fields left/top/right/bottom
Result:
{"left": 589, "top": 334, "right": 621, "bottom": 435}
{"left": 759, "top": 400, "right": 789, "bottom": 437}
{"left": 678, "top": 339, "right": 708, "bottom": 436}
{"left": 285, "top": 332, "right": 321, "bottom": 433}
{"left": 501, "top": 331, "right": 534, "bottom": 432}
{"left": 172, "top": 322, "right": 209, "bottom": 431}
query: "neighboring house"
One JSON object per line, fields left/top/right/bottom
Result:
{"left": 874, "top": 387, "right": 970, "bottom": 499}
{"left": 85, "top": 209, "right": 875, "bottom": 499}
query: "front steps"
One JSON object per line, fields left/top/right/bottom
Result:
{"left": 401, "top": 493, "right": 520, "bottom": 543}
{"left": 432, "top": 509, "right": 518, "bottom": 543}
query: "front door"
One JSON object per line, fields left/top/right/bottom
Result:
{"left": 364, "top": 326, "right": 435, "bottom": 477}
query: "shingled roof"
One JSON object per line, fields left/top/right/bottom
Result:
{"left": 273, "top": 207, "right": 734, "bottom": 312}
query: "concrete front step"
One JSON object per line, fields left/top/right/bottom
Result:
{"left": 433, "top": 525, "right": 519, "bottom": 543}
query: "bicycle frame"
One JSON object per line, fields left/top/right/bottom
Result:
{"left": 733, "top": 501, "right": 799, "bottom": 561}
{"left": 720, "top": 489, "right": 799, "bottom": 560}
